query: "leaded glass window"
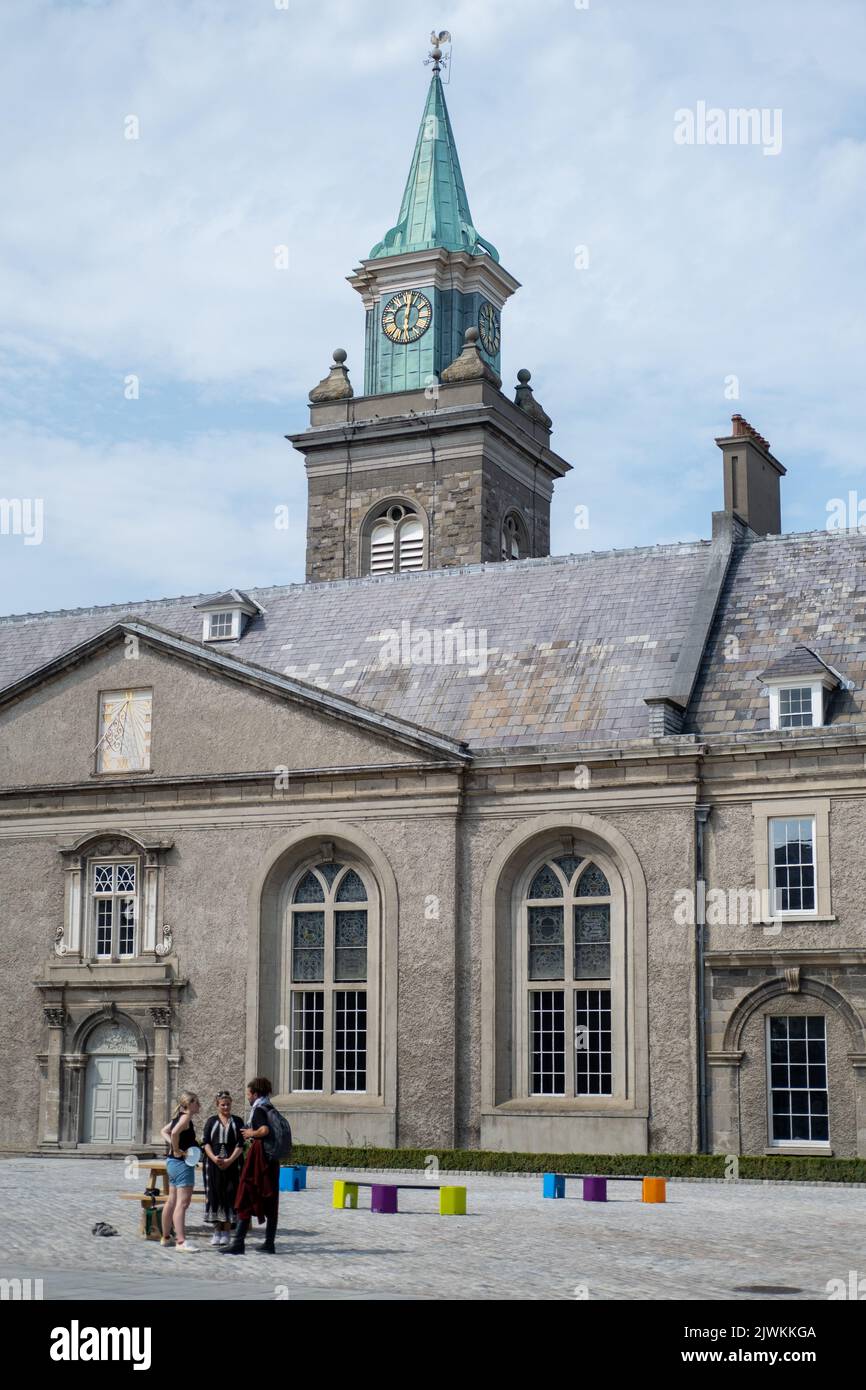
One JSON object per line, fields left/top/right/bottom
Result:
{"left": 91, "top": 861, "right": 138, "bottom": 959}
{"left": 289, "top": 862, "right": 371, "bottom": 1095}
{"left": 524, "top": 854, "right": 614, "bottom": 1097}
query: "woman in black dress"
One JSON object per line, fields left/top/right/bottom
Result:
{"left": 202, "top": 1091, "right": 245, "bottom": 1247}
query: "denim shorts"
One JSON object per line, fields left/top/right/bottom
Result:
{"left": 166, "top": 1156, "right": 194, "bottom": 1188}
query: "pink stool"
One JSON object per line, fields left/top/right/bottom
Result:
{"left": 582, "top": 1177, "right": 607, "bottom": 1202}
{"left": 371, "top": 1183, "right": 398, "bottom": 1213}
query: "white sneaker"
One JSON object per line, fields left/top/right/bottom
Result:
{"left": 175, "top": 1242, "right": 198, "bottom": 1253}
{"left": 219, "top": 1232, "right": 231, "bottom": 1246}
{"left": 210, "top": 1233, "right": 221, "bottom": 1246}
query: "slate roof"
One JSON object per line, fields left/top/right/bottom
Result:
{"left": 0, "top": 542, "right": 715, "bottom": 752}
{"left": 3, "top": 528, "right": 864, "bottom": 753}
{"left": 685, "top": 529, "right": 866, "bottom": 735}
{"left": 757, "top": 645, "right": 841, "bottom": 683}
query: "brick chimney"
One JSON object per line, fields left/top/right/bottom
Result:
{"left": 715, "top": 414, "right": 786, "bottom": 536}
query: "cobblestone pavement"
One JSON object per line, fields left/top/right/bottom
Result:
{"left": 0, "top": 1159, "right": 862, "bottom": 1301}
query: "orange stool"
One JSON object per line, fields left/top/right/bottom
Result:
{"left": 642, "top": 1177, "right": 666, "bottom": 1203}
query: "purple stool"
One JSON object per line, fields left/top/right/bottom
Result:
{"left": 371, "top": 1183, "right": 398, "bottom": 1213}
{"left": 582, "top": 1177, "right": 607, "bottom": 1202}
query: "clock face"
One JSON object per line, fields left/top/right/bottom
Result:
{"left": 382, "top": 290, "right": 432, "bottom": 344}
{"left": 478, "top": 302, "right": 501, "bottom": 355}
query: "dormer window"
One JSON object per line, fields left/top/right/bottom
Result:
{"left": 362, "top": 502, "right": 425, "bottom": 576}
{"left": 208, "top": 610, "right": 240, "bottom": 641}
{"left": 194, "top": 590, "right": 261, "bottom": 643}
{"left": 759, "top": 646, "right": 845, "bottom": 732}
{"left": 776, "top": 685, "right": 820, "bottom": 729}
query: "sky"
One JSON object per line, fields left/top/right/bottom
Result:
{"left": 1, "top": 0, "right": 865, "bottom": 615}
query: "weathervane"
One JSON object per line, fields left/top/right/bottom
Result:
{"left": 426, "top": 29, "right": 452, "bottom": 75}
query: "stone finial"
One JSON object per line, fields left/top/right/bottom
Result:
{"left": 440, "top": 327, "right": 502, "bottom": 388}
{"left": 513, "top": 369, "right": 553, "bottom": 430}
{"left": 309, "top": 349, "right": 354, "bottom": 403}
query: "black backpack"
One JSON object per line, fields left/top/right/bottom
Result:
{"left": 259, "top": 1102, "right": 293, "bottom": 1162}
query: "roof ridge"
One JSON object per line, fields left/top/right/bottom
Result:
{"left": 2, "top": 525, "right": 860, "bottom": 628}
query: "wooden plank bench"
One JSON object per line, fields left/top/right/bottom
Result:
{"left": 118, "top": 1160, "right": 206, "bottom": 1239}
{"left": 543, "top": 1172, "right": 666, "bottom": 1203}
{"left": 332, "top": 1178, "right": 466, "bottom": 1215}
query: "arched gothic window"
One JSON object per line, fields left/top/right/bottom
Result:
{"left": 521, "top": 854, "right": 614, "bottom": 1096}
{"left": 285, "top": 861, "right": 378, "bottom": 1095}
{"left": 363, "top": 502, "right": 425, "bottom": 575}
{"left": 501, "top": 510, "right": 528, "bottom": 561}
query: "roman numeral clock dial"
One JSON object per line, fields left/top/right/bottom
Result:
{"left": 478, "top": 301, "right": 501, "bottom": 355}
{"left": 382, "top": 290, "right": 432, "bottom": 344}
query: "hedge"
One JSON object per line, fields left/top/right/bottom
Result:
{"left": 287, "top": 1144, "right": 866, "bottom": 1184}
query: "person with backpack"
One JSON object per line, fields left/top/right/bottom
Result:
{"left": 221, "top": 1076, "right": 291, "bottom": 1255}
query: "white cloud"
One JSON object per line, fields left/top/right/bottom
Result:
{"left": 1, "top": 0, "right": 865, "bottom": 611}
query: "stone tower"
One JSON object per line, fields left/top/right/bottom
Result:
{"left": 290, "top": 38, "right": 570, "bottom": 583}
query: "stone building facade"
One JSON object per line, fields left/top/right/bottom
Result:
{"left": 1, "top": 59, "right": 865, "bottom": 1158}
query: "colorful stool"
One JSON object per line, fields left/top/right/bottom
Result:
{"left": 280, "top": 1165, "right": 307, "bottom": 1192}
{"left": 439, "top": 1185, "right": 466, "bottom": 1215}
{"left": 642, "top": 1177, "right": 666, "bottom": 1203}
{"left": 582, "top": 1177, "right": 607, "bottom": 1202}
{"left": 332, "top": 1179, "right": 358, "bottom": 1209}
{"left": 371, "top": 1183, "right": 398, "bottom": 1213}
{"left": 543, "top": 1173, "right": 566, "bottom": 1199}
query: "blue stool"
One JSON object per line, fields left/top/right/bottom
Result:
{"left": 279, "top": 1165, "right": 307, "bottom": 1192}
{"left": 543, "top": 1173, "right": 565, "bottom": 1199}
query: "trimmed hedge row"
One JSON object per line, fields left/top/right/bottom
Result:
{"left": 288, "top": 1144, "right": 866, "bottom": 1184}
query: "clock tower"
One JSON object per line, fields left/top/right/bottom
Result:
{"left": 350, "top": 46, "right": 517, "bottom": 395}
{"left": 290, "top": 35, "right": 571, "bottom": 583}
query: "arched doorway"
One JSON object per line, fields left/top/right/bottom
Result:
{"left": 83, "top": 1019, "right": 139, "bottom": 1144}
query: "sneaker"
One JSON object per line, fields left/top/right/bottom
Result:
{"left": 159, "top": 1237, "right": 173, "bottom": 1247}
{"left": 175, "top": 1242, "right": 198, "bottom": 1253}
{"left": 210, "top": 1233, "right": 222, "bottom": 1247}
{"left": 219, "top": 1232, "right": 232, "bottom": 1247}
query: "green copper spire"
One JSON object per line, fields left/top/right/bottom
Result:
{"left": 370, "top": 72, "right": 499, "bottom": 262}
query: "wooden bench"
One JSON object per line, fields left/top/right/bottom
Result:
{"left": 543, "top": 1172, "right": 666, "bottom": 1203}
{"left": 332, "top": 1178, "right": 466, "bottom": 1215}
{"left": 118, "top": 1159, "right": 206, "bottom": 1239}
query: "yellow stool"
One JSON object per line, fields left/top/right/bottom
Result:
{"left": 642, "top": 1177, "right": 666, "bottom": 1203}
{"left": 439, "top": 1185, "right": 467, "bottom": 1216}
{"left": 332, "top": 1179, "right": 359, "bottom": 1210}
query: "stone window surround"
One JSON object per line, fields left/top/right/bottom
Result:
{"left": 358, "top": 495, "right": 429, "bottom": 577}
{"left": 752, "top": 798, "right": 833, "bottom": 923}
{"left": 480, "top": 812, "right": 649, "bottom": 1154}
{"left": 500, "top": 508, "right": 529, "bottom": 561}
{"left": 280, "top": 854, "right": 381, "bottom": 1100}
{"left": 57, "top": 830, "right": 174, "bottom": 961}
{"left": 707, "top": 969, "right": 866, "bottom": 1157}
{"left": 251, "top": 823, "right": 398, "bottom": 1148}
